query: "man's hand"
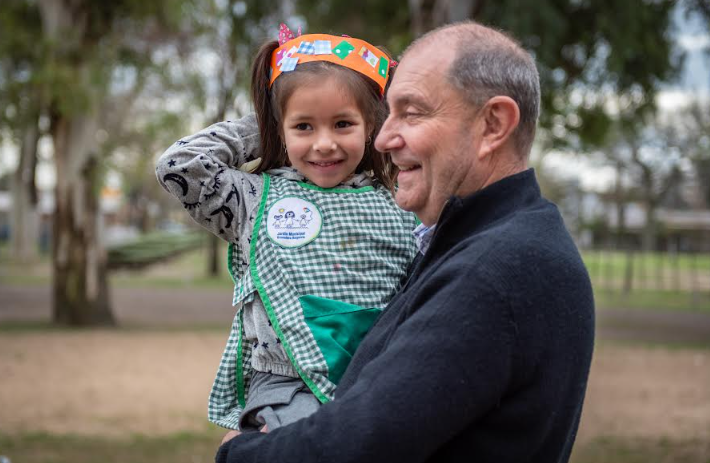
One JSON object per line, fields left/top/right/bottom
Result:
{"left": 220, "top": 424, "right": 267, "bottom": 446}
{"left": 221, "top": 430, "right": 241, "bottom": 445}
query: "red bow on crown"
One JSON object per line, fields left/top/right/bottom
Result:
{"left": 278, "top": 23, "right": 302, "bottom": 45}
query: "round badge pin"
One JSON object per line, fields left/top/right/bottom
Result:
{"left": 266, "top": 197, "right": 322, "bottom": 248}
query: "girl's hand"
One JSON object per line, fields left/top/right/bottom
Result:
{"left": 221, "top": 429, "right": 241, "bottom": 444}
{"left": 261, "top": 425, "right": 269, "bottom": 433}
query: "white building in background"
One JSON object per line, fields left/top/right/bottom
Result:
{"left": 0, "top": 186, "right": 139, "bottom": 252}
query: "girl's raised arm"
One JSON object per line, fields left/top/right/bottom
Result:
{"left": 155, "top": 114, "right": 264, "bottom": 244}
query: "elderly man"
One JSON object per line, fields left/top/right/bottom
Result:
{"left": 217, "top": 21, "right": 594, "bottom": 463}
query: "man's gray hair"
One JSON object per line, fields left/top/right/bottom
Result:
{"left": 409, "top": 22, "right": 541, "bottom": 157}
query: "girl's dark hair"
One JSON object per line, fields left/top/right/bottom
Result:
{"left": 251, "top": 40, "right": 398, "bottom": 190}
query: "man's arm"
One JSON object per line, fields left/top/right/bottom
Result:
{"left": 216, "top": 261, "right": 516, "bottom": 463}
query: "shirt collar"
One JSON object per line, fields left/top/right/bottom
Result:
{"left": 413, "top": 223, "right": 436, "bottom": 255}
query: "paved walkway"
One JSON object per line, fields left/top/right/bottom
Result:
{"left": 1, "top": 284, "right": 709, "bottom": 344}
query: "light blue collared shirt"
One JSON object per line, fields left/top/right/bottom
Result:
{"left": 412, "top": 223, "right": 436, "bottom": 255}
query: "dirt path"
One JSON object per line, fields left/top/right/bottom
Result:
{"left": 0, "top": 330, "right": 226, "bottom": 437}
{"left": 0, "top": 331, "right": 707, "bottom": 443}
{"left": 1, "top": 283, "right": 709, "bottom": 445}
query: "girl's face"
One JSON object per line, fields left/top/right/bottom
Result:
{"left": 281, "top": 77, "right": 367, "bottom": 188}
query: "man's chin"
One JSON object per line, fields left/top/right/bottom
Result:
{"left": 394, "top": 191, "right": 419, "bottom": 213}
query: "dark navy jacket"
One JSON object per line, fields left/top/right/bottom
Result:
{"left": 217, "top": 168, "right": 595, "bottom": 463}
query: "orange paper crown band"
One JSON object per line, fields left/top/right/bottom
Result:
{"left": 269, "top": 34, "right": 391, "bottom": 95}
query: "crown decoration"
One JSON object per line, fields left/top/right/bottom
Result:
{"left": 269, "top": 32, "right": 392, "bottom": 95}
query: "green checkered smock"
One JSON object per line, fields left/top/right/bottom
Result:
{"left": 209, "top": 174, "right": 417, "bottom": 428}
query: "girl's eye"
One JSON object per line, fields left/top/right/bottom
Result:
{"left": 335, "top": 120, "right": 352, "bottom": 129}
{"left": 295, "top": 123, "right": 311, "bottom": 131}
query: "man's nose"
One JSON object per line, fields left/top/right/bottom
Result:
{"left": 375, "top": 117, "right": 402, "bottom": 153}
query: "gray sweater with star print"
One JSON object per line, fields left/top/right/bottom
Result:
{"left": 155, "top": 115, "right": 374, "bottom": 378}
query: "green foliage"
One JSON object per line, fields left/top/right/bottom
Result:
{"left": 294, "top": 0, "right": 412, "bottom": 54}
{"left": 476, "top": 0, "right": 680, "bottom": 149}
{"left": 290, "top": 0, "right": 687, "bottom": 151}
{"left": 0, "top": 1, "right": 44, "bottom": 134}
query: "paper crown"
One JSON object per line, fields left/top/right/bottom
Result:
{"left": 269, "top": 34, "right": 391, "bottom": 95}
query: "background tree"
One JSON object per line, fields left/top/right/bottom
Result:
{"left": 37, "top": 0, "right": 200, "bottom": 326}
{"left": 666, "top": 103, "right": 710, "bottom": 209}
{"left": 0, "top": 1, "right": 44, "bottom": 263}
{"left": 193, "top": 0, "right": 282, "bottom": 277}
{"left": 296, "top": 0, "right": 682, "bottom": 151}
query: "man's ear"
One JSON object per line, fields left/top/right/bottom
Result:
{"left": 477, "top": 96, "right": 520, "bottom": 159}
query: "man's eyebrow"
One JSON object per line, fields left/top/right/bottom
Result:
{"left": 389, "top": 93, "right": 425, "bottom": 109}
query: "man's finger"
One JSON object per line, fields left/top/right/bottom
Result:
{"left": 221, "top": 430, "right": 241, "bottom": 444}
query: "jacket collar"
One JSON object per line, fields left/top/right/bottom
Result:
{"left": 425, "top": 168, "right": 541, "bottom": 259}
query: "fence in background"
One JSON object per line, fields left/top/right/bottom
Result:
{"left": 582, "top": 250, "right": 710, "bottom": 308}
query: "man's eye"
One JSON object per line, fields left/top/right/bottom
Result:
{"left": 295, "top": 123, "right": 311, "bottom": 130}
{"left": 335, "top": 120, "right": 352, "bottom": 129}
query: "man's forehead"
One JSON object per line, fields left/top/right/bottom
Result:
{"left": 394, "top": 43, "right": 453, "bottom": 82}
{"left": 388, "top": 47, "right": 454, "bottom": 105}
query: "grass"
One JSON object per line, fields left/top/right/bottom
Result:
{"left": 570, "top": 436, "right": 710, "bottom": 463}
{"left": 582, "top": 250, "right": 710, "bottom": 290}
{"left": 0, "top": 320, "right": 227, "bottom": 333}
{"left": 0, "top": 432, "right": 706, "bottom": 463}
{"left": 0, "top": 430, "right": 224, "bottom": 463}
{"left": 594, "top": 289, "right": 710, "bottom": 312}
{"left": 582, "top": 250, "right": 710, "bottom": 273}
{"left": 3, "top": 242, "right": 710, "bottom": 312}
{"left": 0, "top": 240, "right": 234, "bottom": 290}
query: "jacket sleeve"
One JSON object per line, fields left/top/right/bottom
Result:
{"left": 215, "top": 259, "right": 516, "bottom": 463}
{"left": 155, "top": 114, "right": 263, "bottom": 243}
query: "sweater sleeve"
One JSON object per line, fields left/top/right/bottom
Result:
{"left": 155, "top": 114, "right": 263, "bottom": 244}
{"left": 215, "top": 259, "right": 516, "bottom": 463}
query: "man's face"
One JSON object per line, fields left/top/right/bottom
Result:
{"left": 375, "top": 42, "right": 482, "bottom": 226}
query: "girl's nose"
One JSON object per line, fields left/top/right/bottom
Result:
{"left": 313, "top": 130, "right": 337, "bottom": 153}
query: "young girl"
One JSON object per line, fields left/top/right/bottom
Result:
{"left": 156, "top": 26, "right": 417, "bottom": 437}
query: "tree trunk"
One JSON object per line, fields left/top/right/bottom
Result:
{"left": 51, "top": 114, "right": 114, "bottom": 326}
{"left": 622, "top": 249, "right": 634, "bottom": 294}
{"left": 641, "top": 200, "right": 658, "bottom": 252}
{"left": 11, "top": 115, "right": 41, "bottom": 262}
{"left": 206, "top": 80, "right": 238, "bottom": 277}
{"left": 614, "top": 161, "right": 626, "bottom": 250}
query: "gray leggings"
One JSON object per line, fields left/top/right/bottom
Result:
{"left": 238, "top": 371, "right": 321, "bottom": 431}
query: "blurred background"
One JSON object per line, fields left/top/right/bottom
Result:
{"left": 0, "top": 0, "right": 708, "bottom": 462}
